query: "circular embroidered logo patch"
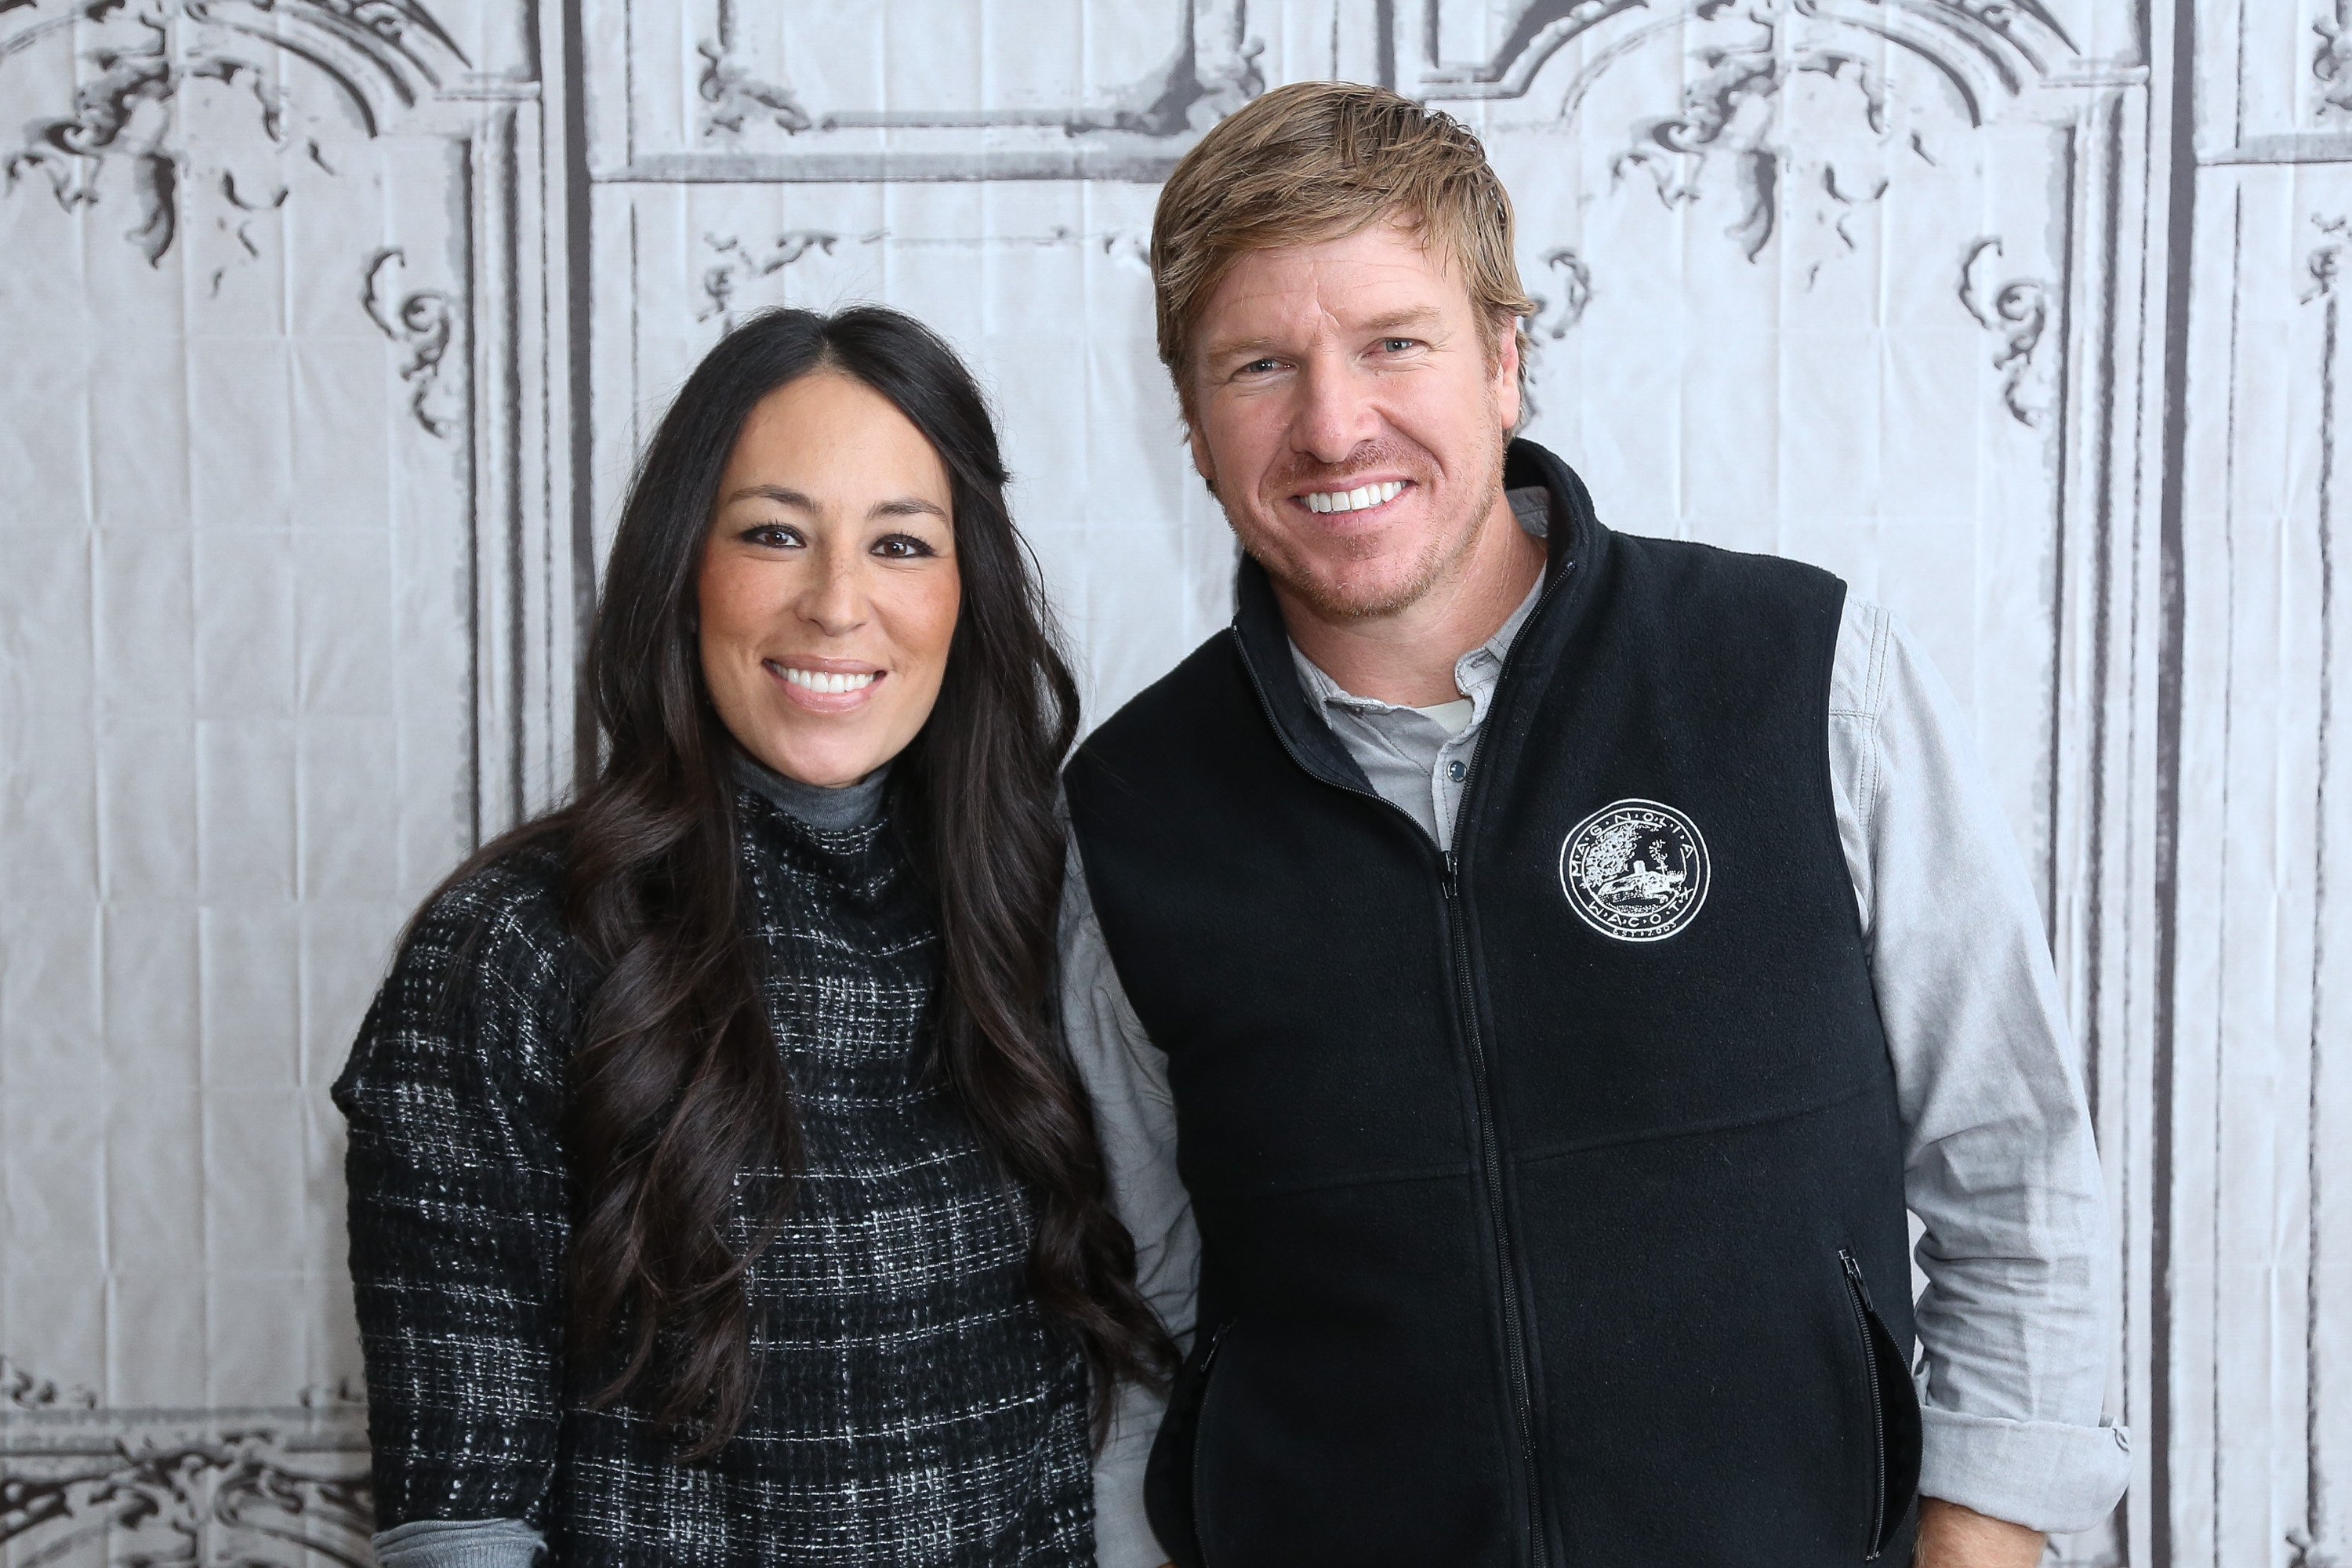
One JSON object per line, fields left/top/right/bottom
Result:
{"left": 1558, "top": 798, "right": 1711, "bottom": 942}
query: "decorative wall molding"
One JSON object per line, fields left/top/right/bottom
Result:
{"left": 1606, "top": 19, "right": 1917, "bottom": 267}
{"left": 364, "top": 245, "right": 461, "bottom": 437}
{"left": 1960, "top": 236, "right": 2055, "bottom": 426}
{"left": 699, "top": 229, "right": 842, "bottom": 324}
{"left": 1411, "top": 0, "right": 2079, "bottom": 122}
{"left": 2318, "top": 0, "right": 2352, "bottom": 122}
{"left": 0, "top": 1414, "right": 373, "bottom": 1566}
{"left": 601, "top": 0, "right": 1263, "bottom": 185}
{"left": 0, "top": 1358, "right": 96, "bottom": 1416}
{"left": 1536, "top": 245, "right": 1592, "bottom": 338}
{"left": 0, "top": 0, "right": 467, "bottom": 267}
{"left": 695, "top": 0, "right": 810, "bottom": 139}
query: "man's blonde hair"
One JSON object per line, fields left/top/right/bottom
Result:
{"left": 1151, "top": 81, "right": 1537, "bottom": 416}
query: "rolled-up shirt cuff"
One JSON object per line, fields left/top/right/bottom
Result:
{"left": 372, "top": 1519, "right": 546, "bottom": 1568}
{"left": 1918, "top": 1404, "right": 2132, "bottom": 1534}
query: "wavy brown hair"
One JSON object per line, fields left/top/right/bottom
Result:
{"left": 468, "top": 305, "right": 1171, "bottom": 1457}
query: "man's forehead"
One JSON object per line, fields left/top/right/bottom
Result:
{"left": 1199, "top": 230, "right": 1466, "bottom": 345}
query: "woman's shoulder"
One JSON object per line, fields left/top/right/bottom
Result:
{"left": 336, "top": 833, "right": 583, "bottom": 1110}
{"left": 412, "top": 834, "right": 572, "bottom": 950}
{"left": 402, "top": 832, "right": 572, "bottom": 959}
{"left": 384, "top": 833, "right": 584, "bottom": 1023}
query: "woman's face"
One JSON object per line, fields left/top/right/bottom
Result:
{"left": 697, "top": 370, "right": 962, "bottom": 789}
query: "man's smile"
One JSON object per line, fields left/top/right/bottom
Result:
{"left": 1298, "top": 479, "right": 1410, "bottom": 515}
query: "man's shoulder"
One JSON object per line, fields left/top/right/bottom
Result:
{"left": 1606, "top": 527, "right": 1846, "bottom": 601}
{"left": 1073, "top": 627, "right": 1250, "bottom": 773}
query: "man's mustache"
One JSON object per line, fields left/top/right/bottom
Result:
{"left": 1266, "top": 441, "right": 1432, "bottom": 492}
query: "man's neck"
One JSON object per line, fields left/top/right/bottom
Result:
{"left": 1276, "top": 491, "right": 1547, "bottom": 707}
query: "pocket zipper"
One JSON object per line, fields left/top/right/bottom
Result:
{"left": 1838, "top": 1249, "right": 1889, "bottom": 1561}
{"left": 1189, "top": 1321, "right": 1234, "bottom": 1566}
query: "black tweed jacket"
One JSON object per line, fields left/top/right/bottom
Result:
{"left": 334, "top": 789, "right": 1093, "bottom": 1566}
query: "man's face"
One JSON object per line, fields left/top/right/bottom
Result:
{"left": 1185, "top": 220, "right": 1522, "bottom": 622}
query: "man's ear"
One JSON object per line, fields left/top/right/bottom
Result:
{"left": 1490, "top": 311, "right": 1523, "bottom": 434}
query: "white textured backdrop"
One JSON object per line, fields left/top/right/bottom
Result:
{"left": 0, "top": 2, "right": 2342, "bottom": 1564}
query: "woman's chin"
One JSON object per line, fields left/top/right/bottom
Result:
{"left": 745, "top": 730, "right": 894, "bottom": 790}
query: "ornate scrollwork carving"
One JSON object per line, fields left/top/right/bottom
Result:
{"left": 2318, "top": 2, "right": 2352, "bottom": 122}
{"left": 2303, "top": 214, "right": 2349, "bottom": 305}
{"left": 1610, "top": 11, "right": 1912, "bottom": 269}
{"left": 695, "top": 0, "right": 811, "bottom": 139}
{"left": 699, "top": 230, "right": 844, "bottom": 325}
{"left": 1537, "top": 246, "right": 1594, "bottom": 338}
{"left": 1959, "top": 237, "right": 2052, "bottom": 427}
{"left": 2288, "top": 1526, "right": 2343, "bottom": 1568}
{"left": 1, "top": 1355, "right": 96, "bottom": 1413}
{"left": 689, "top": 0, "right": 1261, "bottom": 145}
{"left": 1075, "top": 0, "right": 1263, "bottom": 137}
{"left": 698, "top": 40, "right": 814, "bottom": 137}
{"left": 1425, "top": 0, "right": 2074, "bottom": 119}
{"left": 1, "top": 0, "right": 464, "bottom": 267}
{"left": 364, "top": 245, "right": 460, "bottom": 438}
{"left": 0, "top": 1428, "right": 373, "bottom": 1565}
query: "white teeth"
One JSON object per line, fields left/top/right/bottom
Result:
{"left": 781, "top": 666, "right": 877, "bottom": 695}
{"left": 1303, "top": 480, "right": 1406, "bottom": 514}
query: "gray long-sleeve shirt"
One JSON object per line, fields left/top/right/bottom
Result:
{"left": 1063, "top": 519, "right": 2131, "bottom": 1566}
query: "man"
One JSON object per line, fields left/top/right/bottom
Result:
{"left": 1063, "top": 82, "right": 2129, "bottom": 1568}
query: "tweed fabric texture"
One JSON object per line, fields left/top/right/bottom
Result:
{"left": 336, "top": 789, "right": 1094, "bottom": 1566}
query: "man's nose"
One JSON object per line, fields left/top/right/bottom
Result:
{"left": 1290, "top": 360, "right": 1381, "bottom": 466}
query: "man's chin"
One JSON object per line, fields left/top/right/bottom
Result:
{"left": 1264, "top": 558, "right": 1440, "bottom": 622}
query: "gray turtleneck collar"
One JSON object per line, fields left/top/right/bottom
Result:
{"left": 732, "top": 751, "right": 891, "bottom": 831}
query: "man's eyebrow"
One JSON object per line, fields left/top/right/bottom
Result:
{"left": 1200, "top": 332, "right": 1285, "bottom": 366}
{"left": 1200, "top": 307, "right": 1450, "bottom": 365}
{"left": 722, "top": 483, "right": 818, "bottom": 510}
{"left": 1358, "top": 307, "right": 1446, "bottom": 336}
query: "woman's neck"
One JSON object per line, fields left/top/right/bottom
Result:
{"left": 731, "top": 751, "right": 891, "bottom": 830}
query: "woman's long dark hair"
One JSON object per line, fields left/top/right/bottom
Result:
{"left": 469, "top": 306, "right": 1171, "bottom": 1457}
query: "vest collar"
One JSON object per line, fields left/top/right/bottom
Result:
{"left": 1228, "top": 437, "right": 1611, "bottom": 797}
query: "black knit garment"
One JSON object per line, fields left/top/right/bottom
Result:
{"left": 334, "top": 789, "right": 1094, "bottom": 1566}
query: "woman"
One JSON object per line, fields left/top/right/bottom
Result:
{"left": 334, "top": 306, "right": 1170, "bottom": 1566}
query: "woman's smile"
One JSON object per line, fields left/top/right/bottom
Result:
{"left": 766, "top": 656, "right": 886, "bottom": 710}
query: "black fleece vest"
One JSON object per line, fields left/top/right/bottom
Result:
{"left": 1065, "top": 441, "right": 1923, "bottom": 1568}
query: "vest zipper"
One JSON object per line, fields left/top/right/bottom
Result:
{"left": 1838, "top": 1249, "right": 1889, "bottom": 1559}
{"left": 1445, "top": 849, "right": 1550, "bottom": 1568}
{"left": 1226, "top": 557, "right": 1577, "bottom": 1568}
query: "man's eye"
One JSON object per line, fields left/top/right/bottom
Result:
{"left": 873, "top": 534, "right": 936, "bottom": 560}
{"left": 1379, "top": 337, "right": 1420, "bottom": 354}
{"left": 1239, "top": 358, "right": 1283, "bottom": 376}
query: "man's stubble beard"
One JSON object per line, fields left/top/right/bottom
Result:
{"left": 1232, "top": 416, "right": 1508, "bottom": 625}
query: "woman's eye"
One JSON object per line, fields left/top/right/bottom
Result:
{"left": 743, "top": 523, "right": 804, "bottom": 548}
{"left": 873, "top": 534, "right": 936, "bottom": 560}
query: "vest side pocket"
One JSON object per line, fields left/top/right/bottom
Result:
{"left": 1143, "top": 1318, "right": 1234, "bottom": 1568}
{"left": 1838, "top": 1250, "right": 1923, "bottom": 1560}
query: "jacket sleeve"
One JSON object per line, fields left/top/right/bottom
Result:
{"left": 1832, "top": 598, "right": 2132, "bottom": 1534}
{"left": 332, "top": 858, "right": 579, "bottom": 1531}
{"left": 1058, "top": 829, "right": 1200, "bottom": 1568}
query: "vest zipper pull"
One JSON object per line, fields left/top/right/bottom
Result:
{"left": 1443, "top": 851, "right": 1460, "bottom": 895}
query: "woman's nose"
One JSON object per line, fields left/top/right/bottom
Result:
{"left": 797, "top": 550, "right": 869, "bottom": 637}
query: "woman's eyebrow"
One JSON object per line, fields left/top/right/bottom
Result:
{"left": 724, "top": 483, "right": 819, "bottom": 510}
{"left": 872, "top": 496, "right": 949, "bottom": 521}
